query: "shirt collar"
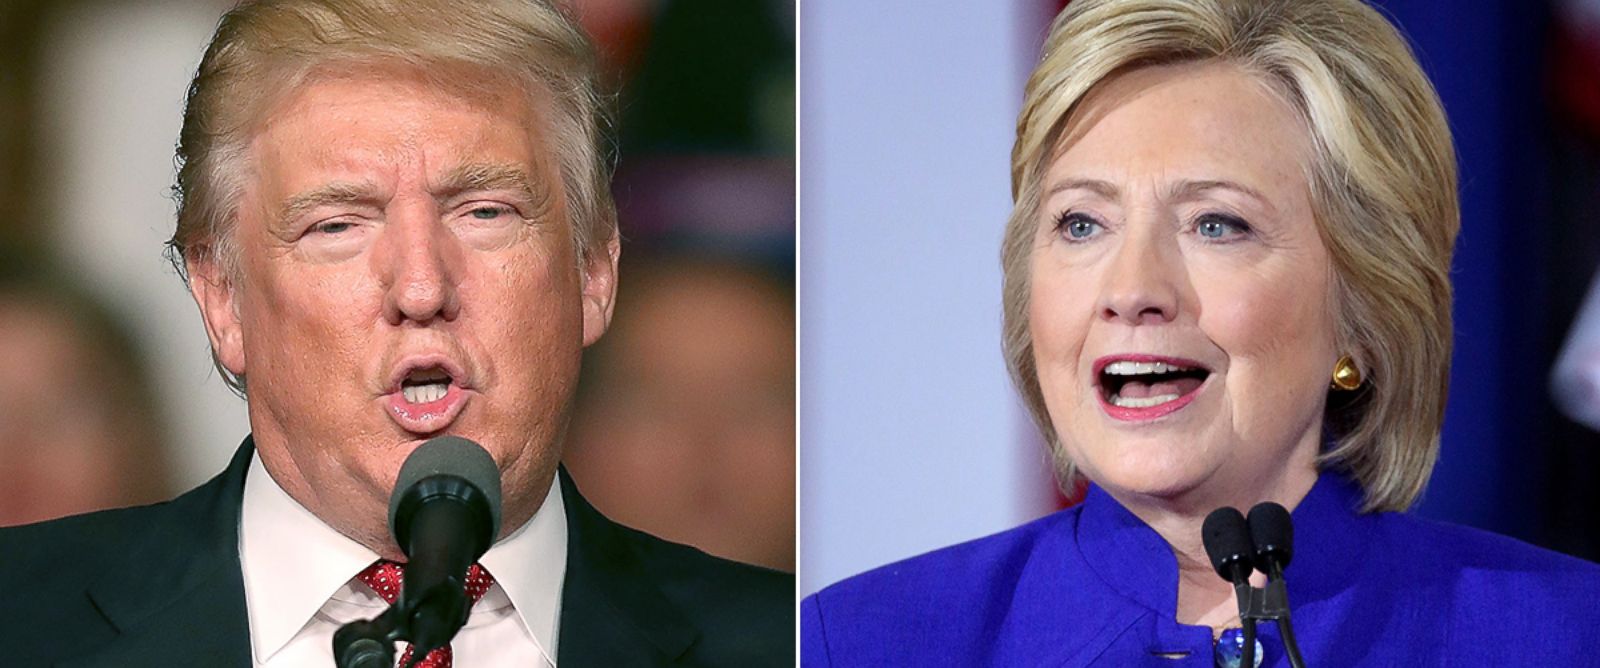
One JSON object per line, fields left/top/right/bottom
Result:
{"left": 239, "top": 448, "right": 568, "bottom": 663}
{"left": 481, "top": 468, "right": 567, "bottom": 659}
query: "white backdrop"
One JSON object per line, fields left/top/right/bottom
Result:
{"left": 799, "top": 1, "right": 1060, "bottom": 596}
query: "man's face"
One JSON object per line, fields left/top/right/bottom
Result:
{"left": 190, "top": 67, "right": 617, "bottom": 554}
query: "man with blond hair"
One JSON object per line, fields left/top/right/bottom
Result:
{"left": 0, "top": 1, "right": 792, "bottom": 665}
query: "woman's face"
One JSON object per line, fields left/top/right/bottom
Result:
{"left": 1030, "top": 62, "right": 1336, "bottom": 511}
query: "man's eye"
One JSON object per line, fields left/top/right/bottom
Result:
{"left": 312, "top": 221, "right": 355, "bottom": 235}
{"left": 469, "top": 206, "right": 512, "bottom": 220}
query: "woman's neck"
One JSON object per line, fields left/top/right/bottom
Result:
{"left": 1110, "top": 463, "right": 1319, "bottom": 630}
{"left": 1145, "top": 508, "right": 1256, "bottom": 628}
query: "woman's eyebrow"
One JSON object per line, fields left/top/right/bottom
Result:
{"left": 1044, "top": 177, "right": 1275, "bottom": 211}
{"left": 1167, "top": 179, "right": 1267, "bottom": 203}
{"left": 1167, "top": 179, "right": 1279, "bottom": 216}
{"left": 1044, "top": 177, "right": 1120, "bottom": 199}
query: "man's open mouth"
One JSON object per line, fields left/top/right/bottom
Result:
{"left": 400, "top": 366, "right": 453, "bottom": 405}
{"left": 1097, "top": 358, "right": 1211, "bottom": 410}
{"left": 385, "top": 357, "right": 471, "bottom": 434}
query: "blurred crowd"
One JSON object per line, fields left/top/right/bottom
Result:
{"left": 0, "top": 0, "right": 795, "bottom": 572}
{"left": 0, "top": 246, "right": 174, "bottom": 526}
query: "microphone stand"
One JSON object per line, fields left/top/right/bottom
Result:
{"left": 1206, "top": 504, "right": 1310, "bottom": 668}
{"left": 1255, "top": 561, "right": 1307, "bottom": 668}
{"left": 333, "top": 608, "right": 398, "bottom": 668}
{"left": 1204, "top": 508, "right": 1258, "bottom": 668}
{"left": 1227, "top": 578, "right": 1258, "bottom": 668}
{"left": 333, "top": 604, "right": 435, "bottom": 668}
{"left": 1223, "top": 566, "right": 1307, "bottom": 668}
{"left": 1247, "top": 502, "right": 1307, "bottom": 668}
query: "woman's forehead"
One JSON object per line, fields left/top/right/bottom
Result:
{"left": 1043, "top": 61, "right": 1312, "bottom": 206}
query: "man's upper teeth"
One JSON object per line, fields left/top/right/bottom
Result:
{"left": 1105, "top": 360, "right": 1183, "bottom": 375}
{"left": 402, "top": 383, "right": 448, "bottom": 404}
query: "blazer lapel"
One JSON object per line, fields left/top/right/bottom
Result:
{"left": 556, "top": 467, "right": 700, "bottom": 665}
{"left": 61, "top": 440, "right": 256, "bottom": 667}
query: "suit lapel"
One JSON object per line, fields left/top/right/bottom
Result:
{"left": 53, "top": 445, "right": 702, "bottom": 665}
{"left": 556, "top": 467, "right": 700, "bottom": 665}
{"left": 62, "top": 440, "right": 256, "bottom": 667}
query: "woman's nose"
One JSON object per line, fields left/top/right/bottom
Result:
{"left": 1097, "top": 229, "right": 1180, "bottom": 326}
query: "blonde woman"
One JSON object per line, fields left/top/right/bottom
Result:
{"left": 801, "top": 0, "right": 1600, "bottom": 665}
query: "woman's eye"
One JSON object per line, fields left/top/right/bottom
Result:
{"left": 1196, "top": 213, "right": 1250, "bottom": 240}
{"left": 1057, "top": 213, "right": 1103, "bottom": 241}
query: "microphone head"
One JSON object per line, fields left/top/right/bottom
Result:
{"left": 1201, "top": 506, "right": 1254, "bottom": 583}
{"left": 388, "top": 436, "right": 504, "bottom": 550}
{"left": 1247, "top": 501, "right": 1294, "bottom": 569}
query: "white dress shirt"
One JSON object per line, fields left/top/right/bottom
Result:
{"left": 239, "top": 451, "right": 565, "bottom": 666}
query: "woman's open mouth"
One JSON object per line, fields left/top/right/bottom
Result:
{"left": 1094, "top": 356, "right": 1211, "bottom": 421}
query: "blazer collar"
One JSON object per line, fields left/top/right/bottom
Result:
{"left": 1076, "top": 470, "right": 1368, "bottom": 616}
{"left": 64, "top": 438, "right": 256, "bottom": 667}
{"left": 555, "top": 465, "right": 700, "bottom": 664}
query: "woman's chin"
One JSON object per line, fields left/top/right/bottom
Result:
{"left": 1078, "top": 454, "right": 1217, "bottom": 505}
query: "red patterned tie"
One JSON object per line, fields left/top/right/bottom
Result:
{"left": 356, "top": 560, "right": 496, "bottom": 668}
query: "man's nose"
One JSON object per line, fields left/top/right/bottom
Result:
{"left": 376, "top": 203, "right": 462, "bottom": 325}
{"left": 1097, "top": 223, "right": 1181, "bottom": 326}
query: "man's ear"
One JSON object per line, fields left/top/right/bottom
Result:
{"left": 580, "top": 235, "right": 620, "bottom": 348}
{"left": 187, "top": 255, "right": 247, "bottom": 377}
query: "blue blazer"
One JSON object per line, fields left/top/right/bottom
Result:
{"left": 802, "top": 473, "right": 1600, "bottom": 666}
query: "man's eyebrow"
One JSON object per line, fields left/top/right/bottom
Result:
{"left": 434, "top": 162, "right": 544, "bottom": 203}
{"left": 276, "top": 182, "right": 382, "bottom": 228}
{"left": 273, "top": 164, "right": 549, "bottom": 228}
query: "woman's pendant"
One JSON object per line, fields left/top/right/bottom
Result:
{"left": 1214, "top": 627, "right": 1265, "bottom": 668}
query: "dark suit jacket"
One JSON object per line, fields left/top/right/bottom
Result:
{"left": 0, "top": 438, "right": 793, "bottom": 666}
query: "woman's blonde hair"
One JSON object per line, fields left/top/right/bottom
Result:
{"left": 164, "top": 0, "right": 614, "bottom": 394}
{"left": 1001, "top": 0, "right": 1458, "bottom": 512}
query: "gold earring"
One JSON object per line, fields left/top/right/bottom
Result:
{"left": 1331, "top": 355, "right": 1362, "bottom": 391}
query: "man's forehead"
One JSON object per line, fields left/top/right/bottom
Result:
{"left": 248, "top": 78, "right": 546, "bottom": 191}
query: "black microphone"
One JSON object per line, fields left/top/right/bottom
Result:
{"left": 333, "top": 437, "right": 504, "bottom": 668}
{"left": 1247, "top": 502, "right": 1293, "bottom": 578}
{"left": 1203, "top": 507, "right": 1258, "bottom": 668}
{"left": 388, "top": 436, "right": 504, "bottom": 662}
{"left": 1203, "top": 507, "right": 1255, "bottom": 586}
{"left": 1248, "top": 502, "right": 1306, "bottom": 668}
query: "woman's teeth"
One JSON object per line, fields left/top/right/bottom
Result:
{"left": 1101, "top": 359, "right": 1207, "bottom": 408}
{"left": 402, "top": 382, "right": 448, "bottom": 404}
{"left": 1110, "top": 393, "right": 1181, "bottom": 408}
{"left": 1104, "top": 360, "right": 1185, "bottom": 375}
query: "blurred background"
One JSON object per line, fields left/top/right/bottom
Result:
{"left": 0, "top": 0, "right": 796, "bottom": 572}
{"left": 802, "top": 0, "right": 1600, "bottom": 595}
{"left": 14, "top": 0, "right": 1600, "bottom": 589}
